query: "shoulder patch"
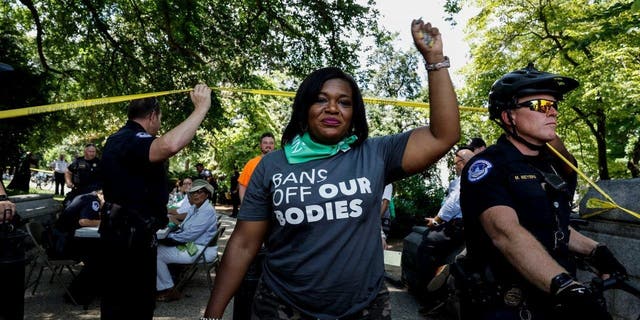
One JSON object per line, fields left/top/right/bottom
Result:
{"left": 136, "top": 132, "right": 152, "bottom": 138}
{"left": 467, "top": 159, "right": 493, "bottom": 182}
{"left": 92, "top": 200, "right": 100, "bottom": 212}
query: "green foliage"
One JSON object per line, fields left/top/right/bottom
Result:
{"left": 444, "top": 0, "right": 463, "bottom": 25}
{"left": 391, "top": 172, "right": 445, "bottom": 237}
{"left": 1, "top": 0, "right": 381, "bottom": 181}
{"left": 453, "top": 0, "right": 640, "bottom": 181}
{"left": 0, "top": 16, "right": 58, "bottom": 174}
{"left": 394, "top": 173, "right": 445, "bottom": 219}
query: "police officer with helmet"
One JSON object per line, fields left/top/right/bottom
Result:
{"left": 459, "top": 64, "right": 628, "bottom": 319}
{"left": 99, "top": 84, "right": 211, "bottom": 319}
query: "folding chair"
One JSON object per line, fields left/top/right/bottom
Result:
{"left": 24, "top": 221, "right": 80, "bottom": 305}
{"left": 171, "top": 226, "right": 226, "bottom": 294}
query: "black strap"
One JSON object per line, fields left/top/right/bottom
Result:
{"left": 492, "top": 115, "right": 546, "bottom": 151}
{"left": 157, "top": 237, "right": 184, "bottom": 247}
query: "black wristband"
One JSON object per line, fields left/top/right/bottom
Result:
{"left": 550, "top": 272, "right": 574, "bottom": 295}
{"left": 0, "top": 194, "right": 8, "bottom": 202}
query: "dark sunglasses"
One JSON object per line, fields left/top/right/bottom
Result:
{"left": 517, "top": 99, "right": 558, "bottom": 115}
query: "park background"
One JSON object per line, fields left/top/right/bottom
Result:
{"left": 2, "top": 0, "right": 640, "bottom": 238}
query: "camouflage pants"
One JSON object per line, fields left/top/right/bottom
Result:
{"left": 251, "top": 279, "right": 391, "bottom": 320}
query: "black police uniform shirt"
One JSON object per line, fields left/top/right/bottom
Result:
{"left": 52, "top": 192, "right": 101, "bottom": 257}
{"left": 460, "top": 135, "right": 577, "bottom": 291}
{"left": 68, "top": 156, "right": 102, "bottom": 192}
{"left": 55, "top": 192, "right": 101, "bottom": 233}
{"left": 101, "top": 120, "right": 169, "bottom": 231}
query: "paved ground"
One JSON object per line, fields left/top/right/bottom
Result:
{"left": 22, "top": 205, "right": 430, "bottom": 320}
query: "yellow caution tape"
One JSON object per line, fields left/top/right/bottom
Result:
{"left": 212, "top": 87, "right": 296, "bottom": 98}
{"left": 0, "top": 89, "right": 190, "bottom": 119}
{"left": 0, "top": 87, "right": 485, "bottom": 120}
{"left": 6, "top": 87, "right": 636, "bottom": 220}
{"left": 547, "top": 143, "right": 640, "bottom": 220}
{"left": 586, "top": 198, "right": 618, "bottom": 210}
{"left": 29, "top": 168, "right": 54, "bottom": 174}
{"left": 582, "top": 198, "right": 618, "bottom": 219}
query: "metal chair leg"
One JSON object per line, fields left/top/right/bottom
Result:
{"left": 31, "top": 266, "right": 45, "bottom": 295}
{"left": 24, "top": 260, "right": 37, "bottom": 291}
{"left": 53, "top": 272, "right": 78, "bottom": 305}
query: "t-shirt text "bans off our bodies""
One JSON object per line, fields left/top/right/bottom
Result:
{"left": 271, "top": 169, "right": 372, "bottom": 226}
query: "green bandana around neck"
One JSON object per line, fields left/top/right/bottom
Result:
{"left": 284, "top": 132, "right": 358, "bottom": 164}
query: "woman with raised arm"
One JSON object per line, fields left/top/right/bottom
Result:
{"left": 203, "top": 18, "right": 459, "bottom": 320}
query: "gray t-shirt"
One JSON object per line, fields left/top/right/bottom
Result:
{"left": 239, "top": 131, "right": 411, "bottom": 319}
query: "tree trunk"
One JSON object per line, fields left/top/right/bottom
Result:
{"left": 570, "top": 104, "right": 610, "bottom": 180}
{"left": 595, "top": 108, "right": 609, "bottom": 180}
{"left": 627, "top": 139, "right": 640, "bottom": 178}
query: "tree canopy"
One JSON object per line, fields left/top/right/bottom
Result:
{"left": 1, "top": 0, "right": 381, "bottom": 178}
{"left": 448, "top": 0, "right": 640, "bottom": 181}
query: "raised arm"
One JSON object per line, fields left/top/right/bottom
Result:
{"left": 203, "top": 220, "right": 269, "bottom": 318}
{"left": 149, "top": 84, "right": 212, "bottom": 162}
{"left": 402, "top": 19, "right": 460, "bottom": 174}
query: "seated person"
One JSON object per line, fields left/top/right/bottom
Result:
{"left": 425, "top": 147, "right": 474, "bottom": 228}
{"left": 167, "top": 179, "right": 182, "bottom": 206}
{"left": 168, "top": 177, "right": 191, "bottom": 207}
{"left": 156, "top": 179, "right": 218, "bottom": 302}
{"left": 415, "top": 147, "right": 474, "bottom": 299}
{"left": 467, "top": 137, "right": 487, "bottom": 154}
{"left": 52, "top": 190, "right": 103, "bottom": 259}
{"left": 167, "top": 177, "right": 193, "bottom": 224}
{"left": 52, "top": 190, "right": 103, "bottom": 305}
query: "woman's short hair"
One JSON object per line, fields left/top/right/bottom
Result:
{"left": 127, "top": 97, "right": 160, "bottom": 120}
{"left": 281, "top": 67, "right": 368, "bottom": 147}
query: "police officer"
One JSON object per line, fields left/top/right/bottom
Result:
{"left": 53, "top": 190, "right": 103, "bottom": 259}
{"left": 65, "top": 143, "right": 101, "bottom": 203}
{"left": 99, "top": 84, "right": 211, "bottom": 319}
{"left": 53, "top": 190, "right": 103, "bottom": 305}
{"left": 460, "top": 64, "right": 627, "bottom": 319}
